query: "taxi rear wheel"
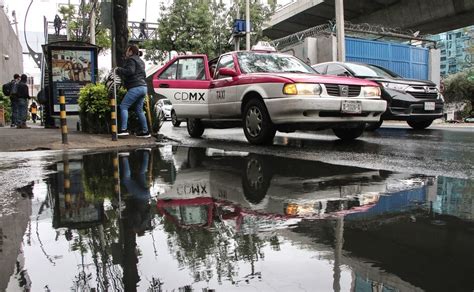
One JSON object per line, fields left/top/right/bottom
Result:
{"left": 243, "top": 99, "right": 276, "bottom": 145}
{"left": 187, "top": 118, "right": 205, "bottom": 138}
{"left": 332, "top": 124, "right": 365, "bottom": 140}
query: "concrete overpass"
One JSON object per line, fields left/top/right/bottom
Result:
{"left": 263, "top": 0, "right": 474, "bottom": 39}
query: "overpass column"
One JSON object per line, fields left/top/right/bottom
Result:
{"left": 335, "top": 0, "right": 346, "bottom": 61}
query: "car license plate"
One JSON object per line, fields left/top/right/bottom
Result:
{"left": 424, "top": 102, "right": 435, "bottom": 111}
{"left": 341, "top": 100, "right": 362, "bottom": 114}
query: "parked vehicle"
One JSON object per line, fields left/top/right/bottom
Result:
{"left": 312, "top": 62, "right": 444, "bottom": 130}
{"left": 152, "top": 43, "right": 386, "bottom": 144}
{"left": 157, "top": 98, "right": 172, "bottom": 119}
{"left": 157, "top": 98, "right": 182, "bottom": 126}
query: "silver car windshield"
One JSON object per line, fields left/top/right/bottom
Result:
{"left": 237, "top": 52, "right": 315, "bottom": 74}
{"left": 163, "top": 99, "right": 172, "bottom": 105}
{"left": 345, "top": 63, "right": 400, "bottom": 78}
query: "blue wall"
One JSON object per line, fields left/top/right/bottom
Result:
{"left": 346, "top": 37, "right": 429, "bottom": 80}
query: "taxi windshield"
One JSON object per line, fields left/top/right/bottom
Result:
{"left": 237, "top": 52, "right": 315, "bottom": 74}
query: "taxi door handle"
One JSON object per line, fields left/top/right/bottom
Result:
{"left": 159, "top": 84, "right": 170, "bottom": 88}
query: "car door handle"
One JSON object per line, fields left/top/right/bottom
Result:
{"left": 159, "top": 84, "right": 170, "bottom": 88}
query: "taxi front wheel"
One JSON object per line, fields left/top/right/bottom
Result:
{"left": 243, "top": 99, "right": 276, "bottom": 145}
{"left": 187, "top": 118, "right": 205, "bottom": 138}
{"left": 332, "top": 124, "right": 365, "bottom": 140}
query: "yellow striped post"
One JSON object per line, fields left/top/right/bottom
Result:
{"left": 58, "top": 89, "right": 68, "bottom": 144}
{"left": 110, "top": 69, "right": 119, "bottom": 141}
{"left": 63, "top": 155, "right": 71, "bottom": 208}
{"left": 112, "top": 152, "right": 122, "bottom": 217}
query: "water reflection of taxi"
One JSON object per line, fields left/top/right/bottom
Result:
{"left": 152, "top": 43, "right": 387, "bottom": 144}
{"left": 156, "top": 147, "right": 410, "bottom": 229}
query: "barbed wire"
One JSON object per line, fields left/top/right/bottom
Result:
{"left": 270, "top": 20, "right": 435, "bottom": 49}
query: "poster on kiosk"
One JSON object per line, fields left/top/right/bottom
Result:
{"left": 45, "top": 42, "right": 99, "bottom": 115}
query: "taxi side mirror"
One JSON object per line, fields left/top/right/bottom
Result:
{"left": 218, "top": 67, "right": 238, "bottom": 77}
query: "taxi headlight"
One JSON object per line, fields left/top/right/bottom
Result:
{"left": 362, "top": 86, "right": 381, "bottom": 97}
{"left": 283, "top": 83, "right": 321, "bottom": 95}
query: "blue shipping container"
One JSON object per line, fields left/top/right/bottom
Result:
{"left": 346, "top": 37, "right": 429, "bottom": 80}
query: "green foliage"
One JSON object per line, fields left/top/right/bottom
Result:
{"left": 143, "top": 0, "right": 275, "bottom": 63}
{"left": 443, "top": 69, "right": 474, "bottom": 106}
{"left": 78, "top": 83, "right": 110, "bottom": 118}
{"left": 82, "top": 152, "right": 116, "bottom": 201}
{"left": 58, "top": 2, "right": 111, "bottom": 49}
{"left": 0, "top": 92, "right": 11, "bottom": 123}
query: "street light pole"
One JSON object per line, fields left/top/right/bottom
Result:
{"left": 335, "top": 0, "right": 345, "bottom": 61}
{"left": 90, "top": 0, "right": 96, "bottom": 45}
{"left": 245, "top": 0, "right": 250, "bottom": 50}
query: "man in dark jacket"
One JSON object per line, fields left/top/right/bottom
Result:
{"left": 9, "top": 74, "right": 20, "bottom": 127}
{"left": 16, "top": 74, "right": 30, "bottom": 129}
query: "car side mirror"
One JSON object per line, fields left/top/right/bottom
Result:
{"left": 218, "top": 67, "right": 238, "bottom": 77}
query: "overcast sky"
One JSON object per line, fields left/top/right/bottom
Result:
{"left": 2, "top": 0, "right": 291, "bottom": 84}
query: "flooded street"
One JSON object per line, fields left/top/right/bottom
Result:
{"left": 1, "top": 146, "right": 473, "bottom": 291}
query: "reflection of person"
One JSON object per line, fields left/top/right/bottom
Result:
{"left": 54, "top": 14, "right": 62, "bottom": 35}
{"left": 117, "top": 45, "right": 150, "bottom": 138}
{"left": 119, "top": 149, "right": 152, "bottom": 292}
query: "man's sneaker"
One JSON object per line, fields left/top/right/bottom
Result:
{"left": 136, "top": 131, "right": 151, "bottom": 138}
{"left": 118, "top": 129, "right": 129, "bottom": 137}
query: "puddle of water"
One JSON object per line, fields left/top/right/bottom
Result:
{"left": 1, "top": 146, "right": 473, "bottom": 291}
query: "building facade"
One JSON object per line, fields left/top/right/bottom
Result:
{"left": 435, "top": 26, "right": 474, "bottom": 76}
{"left": 0, "top": 8, "right": 23, "bottom": 85}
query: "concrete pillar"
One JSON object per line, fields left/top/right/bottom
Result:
{"left": 316, "top": 35, "right": 337, "bottom": 63}
{"left": 335, "top": 0, "right": 345, "bottom": 62}
{"left": 429, "top": 48, "right": 441, "bottom": 87}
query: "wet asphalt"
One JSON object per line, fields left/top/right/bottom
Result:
{"left": 0, "top": 122, "right": 472, "bottom": 291}
{"left": 160, "top": 121, "right": 474, "bottom": 179}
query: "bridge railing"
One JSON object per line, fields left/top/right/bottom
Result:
{"left": 129, "top": 21, "right": 159, "bottom": 42}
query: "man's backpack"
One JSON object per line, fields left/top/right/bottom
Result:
{"left": 10, "top": 81, "right": 19, "bottom": 96}
{"left": 2, "top": 81, "right": 13, "bottom": 96}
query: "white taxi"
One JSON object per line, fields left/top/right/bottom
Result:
{"left": 152, "top": 44, "right": 386, "bottom": 145}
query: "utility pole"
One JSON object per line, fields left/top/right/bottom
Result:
{"left": 335, "top": 0, "right": 345, "bottom": 61}
{"left": 112, "top": 0, "right": 128, "bottom": 67}
{"left": 234, "top": 0, "right": 240, "bottom": 51}
{"left": 90, "top": 0, "right": 96, "bottom": 45}
{"left": 245, "top": 0, "right": 250, "bottom": 50}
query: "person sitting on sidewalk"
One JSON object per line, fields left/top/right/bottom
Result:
{"left": 16, "top": 74, "right": 30, "bottom": 129}
{"left": 116, "top": 45, "right": 151, "bottom": 138}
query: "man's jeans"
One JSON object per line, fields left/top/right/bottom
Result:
{"left": 119, "top": 86, "right": 148, "bottom": 133}
{"left": 16, "top": 98, "right": 28, "bottom": 125}
{"left": 120, "top": 150, "right": 150, "bottom": 201}
{"left": 10, "top": 98, "right": 19, "bottom": 125}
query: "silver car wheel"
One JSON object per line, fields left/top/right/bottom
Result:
{"left": 246, "top": 106, "right": 263, "bottom": 137}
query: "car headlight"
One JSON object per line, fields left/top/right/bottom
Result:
{"left": 283, "top": 83, "right": 322, "bottom": 95}
{"left": 362, "top": 86, "right": 381, "bottom": 97}
{"left": 381, "top": 82, "right": 409, "bottom": 92}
